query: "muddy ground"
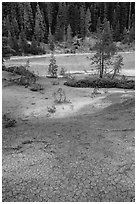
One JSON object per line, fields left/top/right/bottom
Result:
{"left": 2, "top": 71, "right": 135, "bottom": 202}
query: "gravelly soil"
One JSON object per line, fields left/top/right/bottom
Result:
{"left": 2, "top": 74, "right": 135, "bottom": 202}
{"left": 3, "top": 101, "right": 135, "bottom": 202}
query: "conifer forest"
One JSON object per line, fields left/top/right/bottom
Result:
{"left": 2, "top": 2, "right": 135, "bottom": 55}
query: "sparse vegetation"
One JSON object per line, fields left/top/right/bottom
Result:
{"left": 47, "top": 105, "right": 56, "bottom": 113}
{"left": 53, "top": 88, "right": 67, "bottom": 103}
{"left": 3, "top": 65, "right": 38, "bottom": 87}
{"left": 59, "top": 67, "right": 67, "bottom": 76}
{"left": 111, "top": 55, "right": 124, "bottom": 79}
{"left": 30, "top": 83, "right": 44, "bottom": 91}
{"left": 2, "top": 114, "right": 17, "bottom": 128}
{"left": 51, "top": 80, "right": 59, "bottom": 85}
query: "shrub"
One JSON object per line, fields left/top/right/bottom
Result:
{"left": 64, "top": 76, "right": 135, "bottom": 89}
{"left": 2, "top": 114, "right": 16, "bottom": 128}
{"left": 5, "top": 65, "right": 38, "bottom": 86}
{"left": 47, "top": 105, "right": 56, "bottom": 113}
{"left": 60, "top": 67, "right": 66, "bottom": 76}
{"left": 53, "top": 88, "right": 67, "bottom": 103}
{"left": 30, "top": 83, "right": 44, "bottom": 91}
{"left": 51, "top": 80, "right": 59, "bottom": 85}
{"left": 64, "top": 73, "right": 76, "bottom": 81}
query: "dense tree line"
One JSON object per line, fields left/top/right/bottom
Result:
{"left": 2, "top": 2, "right": 135, "bottom": 55}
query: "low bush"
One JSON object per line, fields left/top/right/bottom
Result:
{"left": 30, "top": 83, "right": 44, "bottom": 91}
{"left": 64, "top": 76, "right": 135, "bottom": 89}
{"left": 47, "top": 105, "right": 56, "bottom": 113}
{"left": 5, "top": 65, "right": 35, "bottom": 78}
{"left": 4, "top": 65, "right": 38, "bottom": 86}
{"left": 60, "top": 67, "right": 67, "bottom": 76}
{"left": 2, "top": 114, "right": 17, "bottom": 128}
{"left": 53, "top": 88, "right": 67, "bottom": 103}
{"left": 51, "top": 80, "right": 60, "bottom": 85}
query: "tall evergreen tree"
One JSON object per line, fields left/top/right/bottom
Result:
{"left": 18, "top": 28, "right": 28, "bottom": 54}
{"left": 90, "top": 3, "right": 97, "bottom": 32}
{"left": 96, "top": 17, "right": 101, "bottom": 33}
{"left": 85, "top": 8, "right": 91, "bottom": 37}
{"left": 129, "top": 26, "right": 135, "bottom": 43}
{"left": 23, "top": 3, "right": 33, "bottom": 40}
{"left": 55, "top": 3, "right": 65, "bottom": 41}
{"left": 80, "top": 6, "right": 85, "bottom": 38}
{"left": 47, "top": 2, "right": 53, "bottom": 33}
{"left": 2, "top": 16, "right": 11, "bottom": 37}
{"left": 16, "top": 3, "right": 24, "bottom": 30}
{"left": 90, "top": 18, "right": 116, "bottom": 78}
{"left": 34, "top": 3, "right": 46, "bottom": 43}
{"left": 62, "top": 2, "right": 69, "bottom": 34}
{"left": 113, "top": 20, "right": 121, "bottom": 41}
{"left": 10, "top": 17, "right": 19, "bottom": 37}
{"left": 122, "top": 27, "right": 128, "bottom": 44}
{"left": 7, "top": 31, "right": 14, "bottom": 49}
{"left": 66, "top": 24, "right": 72, "bottom": 45}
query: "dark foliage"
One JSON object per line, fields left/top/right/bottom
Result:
{"left": 2, "top": 114, "right": 17, "bottom": 128}
{"left": 30, "top": 83, "right": 44, "bottom": 91}
{"left": 4, "top": 65, "right": 38, "bottom": 86}
{"left": 64, "top": 76, "right": 135, "bottom": 89}
{"left": 2, "top": 2, "right": 135, "bottom": 44}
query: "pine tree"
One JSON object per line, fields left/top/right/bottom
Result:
{"left": 90, "top": 3, "right": 96, "bottom": 32}
{"left": 73, "top": 5, "right": 80, "bottom": 36}
{"left": 62, "top": 2, "right": 69, "bottom": 34}
{"left": 16, "top": 3, "right": 24, "bottom": 30}
{"left": 55, "top": 15, "right": 60, "bottom": 41}
{"left": 55, "top": 3, "right": 65, "bottom": 42}
{"left": 10, "top": 17, "right": 19, "bottom": 37}
{"left": 112, "top": 9, "right": 117, "bottom": 30}
{"left": 80, "top": 6, "right": 85, "bottom": 38}
{"left": 96, "top": 17, "right": 102, "bottom": 33}
{"left": 128, "top": 2, "right": 132, "bottom": 30}
{"left": 18, "top": 29, "right": 28, "bottom": 54}
{"left": 48, "top": 54, "right": 58, "bottom": 77}
{"left": 12, "top": 35, "right": 19, "bottom": 53}
{"left": 90, "top": 19, "right": 116, "bottom": 78}
{"left": 7, "top": 31, "right": 14, "bottom": 49}
{"left": 85, "top": 8, "right": 91, "bottom": 37}
{"left": 2, "top": 16, "right": 11, "bottom": 37}
{"left": 122, "top": 27, "right": 128, "bottom": 44}
{"left": 48, "top": 32, "right": 55, "bottom": 52}
{"left": 23, "top": 3, "right": 33, "bottom": 40}
{"left": 113, "top": 20, "right": 121, "bottom": 41}
{"left": 30, "top": 35, "right": 39, "bottom": 55}
{"left": 34, "top": 3, "right": 46, "bottom": 43}
{"left": 66, "top": 24, "right": 72, "bottom": 46}
{"left": 129, "top": 26, "right": 135, "bottom": 43}
{"left": 47, "top": 3, "right": 53, "bottom": 31}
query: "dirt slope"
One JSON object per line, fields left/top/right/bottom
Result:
{"left": 2, "top": 75, "right": 135, "bottom": 202}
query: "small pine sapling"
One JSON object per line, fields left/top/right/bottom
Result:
{"left": 48, "top": 54, "right": 58, "bottom": 78}
{"left": 25, "top": 59, "right": 30, "bottom": 70}
{"left": 60, "top": 67, "right": 66, "bottom": 76}
{"left": 53, "top": 88, "right": 67, "bottom": 103}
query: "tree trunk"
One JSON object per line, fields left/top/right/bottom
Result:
{"left": 128, "top": 2, "right": 132, "bottom": 31}
{"left": 100, "top": 53, "right": 104, "bottom": 78}
{"left": 111, "top": 68, "right": 116, "bottom": 80}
